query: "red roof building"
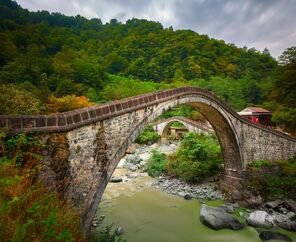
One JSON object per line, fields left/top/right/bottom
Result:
{"left": 238, "top": 107, "right": 272, "bottom": 126}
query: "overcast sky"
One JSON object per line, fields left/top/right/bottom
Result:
{"left": 15, "top": 0, "right": 296, "bottom": 58}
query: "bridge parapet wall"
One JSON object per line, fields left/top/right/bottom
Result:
{"left": 0, "top": 87, "right": 295, "bottom": 143}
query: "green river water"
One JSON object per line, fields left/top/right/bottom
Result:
{"left": 96, "top": 171, "right": 296, "bottom": 242}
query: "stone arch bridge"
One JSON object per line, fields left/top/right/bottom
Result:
{"left": 152, "top": 116, "right": 213, "bottom": 143}
{"left": 1, "top": 87, "right": 296, "bottom": 232}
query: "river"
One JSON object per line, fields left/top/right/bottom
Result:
{"left": 94, "top": 144, "right": 296, "bottom": 242}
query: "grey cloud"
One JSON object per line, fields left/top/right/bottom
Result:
{"left": 16, "top": 0, "right": 296, "bottom": 57}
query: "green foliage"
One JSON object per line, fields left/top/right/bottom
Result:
{"left": 147, "top": 149, "right": 167, "bottom": 177}
{"left": 170, "top": 121, "right": 185, "bottom": 128}
{"left": 0, "top": 132, "right": 84, "bottom": 241}
{"left": 0, "top": 133, "right": 43, "bottom": 167}
{"left": 92, "top": 224, "right": 126, "bottom": 242}
{"left": 46, "top": 95, "right": 93, "bottom": 113}
{"left": 2, "top": 0, "right": 295, "bottom": 136}
{"left": 267, "top": 47, "right": 296, "bottom": 134}
{"left": 0, "top": 84, "right": 44, "bottom": 115}
{"left": 192, "top": 76, "right": 262, "bottom": 111}
{"left": 0, "top": 0, "right": 279, "bottom": 115}
{"left": 247, "top": 160, "right": 272, "bottom": 169}
{"left": 135, "top": 126, "right": 160, "bottom": 145}
{"left": 165, "top": 132, "right": 223, "bottom": 183}
{"left": 101, "top": 75, "right": 166, "bottom": 101}
{"left": 246, "top": 157, "right": 296, "bottom": 200}
{"left": 278, "top": 46, "right": 296, "bottom": 65}
{"left": 159, "top": 105, "right": 196, "bottom": 119}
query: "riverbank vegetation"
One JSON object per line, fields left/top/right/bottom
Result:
{"left": 92, "top": 224, "right": 126, "bottom": 242}
{"left": 0, "top": 133, "right": 84, "bottom": 241}
{"left": 135, "top": 126, "right": 161, "bottom": 145}
{"left": 1, "top": 0, "right": 296, "bottom": 134}
{"left": 147, "top": 132, "right": 223, "bottom": 183}
{"left": 246, "top": 157, "right": 296, "bottom": 200}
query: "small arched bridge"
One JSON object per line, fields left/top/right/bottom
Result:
{"left": 152, "top": 116, "right": 213, "bottom": 143}
{"left": 1, "top": 87, "right": 296, "bottom": 232}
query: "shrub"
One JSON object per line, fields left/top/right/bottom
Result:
{"left": 0, "top": 84, "right": 43, "bottom": 115}
{"left": 165, "top": 132, "right": 222, "bottom": 183}
{"left": 92, "top": 224, "right": 126, "bottom": 242}
{"left": 170, "top": 121, "right": 185, "bottom": 128}
{"left": 246, "top": 156, "right": 296, "bottom": 200}
{"left": 0, "top": 133, "right": 84, "bottom": 241}
{"left": 147, "top": 149, "right": 166, "bottom": 177}
{"left": 46, "top": 95, "right": 94, "bottom": 113}
{"left": 135, "top": 126, "right": 160, "bottom": 145}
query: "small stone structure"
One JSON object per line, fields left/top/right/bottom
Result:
{"left": 152, "top": 116, "right": 213, "bottom": 143}
{"left": 1, "top": 86, "right": 296, "bottom": 233}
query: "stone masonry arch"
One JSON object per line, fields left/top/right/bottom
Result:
{"left": 152, "top": 116, "right": 213, "bottom": 143}
{"left": 1, "top": 87, "right": 296, "bottom": 233}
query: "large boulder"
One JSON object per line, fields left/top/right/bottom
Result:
{"left": 259, "top": 231, "right": 292, "bottom": 242}
{"left": 278, "top": 219, "right": 296, "bottom": 232}
{"left": 246, "top": 210, "right": 273, "bottom": 228}
{"left": 200, "top": 204, "right": 244, "bottom": 230}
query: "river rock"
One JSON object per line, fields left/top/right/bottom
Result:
{"left": 200, "top": 204, "right": 244, "bottom": 230}
{"left": 127, "top": 173, "right": 138, "bottom": 179}
{"left": 115, "top": 227, "right": 125, "bottom": 236}
{"left": 110, "top": 177, "right": 123, "bottom": 183}
{"left": 259, "top": 231, "right": 292, "bottom": 242}
{"left": 278, "top": 219, "right": 296, "bottom": 232}
{"left": 244, "top": 190, "right": 263, "bottom": 207}
{"left": 265, "top": 200, "right": 283, "bottom": 209}
{"left": 126, "top": 154, "right": 142, "bottom": 165}
{"left": 246, "top": 210, "right": 273, "bottom": 228}
{"left": 284, "top": 199, "right": 296, "bottom": 213}
{"left": 184, "top": 194, "right": 192, "bottom": 200}
{"left": 287, "top": 211, "right": 296, "bottom": 220}
{"left": 273, "top": 213, "right": 288, "bottom": 224}
{"left": 139, "top": 153, "right": 150, "bottom": 161}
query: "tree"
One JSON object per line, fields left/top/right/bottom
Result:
{"left": 262, "top": 48, "right": 271, "bottom": 56}
{"left": 278, "top": 46, "right": 296, "bottom": 65}
{"left": 0, "top": 33, "right": 17, "bottom": 65}
{"left": 0, "top": 84, "right": 43, "bottom": 114}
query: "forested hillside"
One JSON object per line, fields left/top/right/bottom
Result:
{"left": 0, "top": 0, "right": 295, "bottom": 133}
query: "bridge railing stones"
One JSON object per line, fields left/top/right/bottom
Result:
{"left": 0, "top": 86, "right": 295, "bottom": 142}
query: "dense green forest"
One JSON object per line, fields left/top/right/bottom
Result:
{"left": 0, "top": 0, "right": 295, "bottom": 133}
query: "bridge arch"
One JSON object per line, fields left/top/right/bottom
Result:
{"left": 152, "top": 116, "right": 213, "bottom": 143}
{"left": 2, "top": 87, "right": 296, "bottom": 233}
{"left": 85, "top": 96, "right": 244, "bottom": 233}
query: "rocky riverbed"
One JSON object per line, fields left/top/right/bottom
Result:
{"left": 96, "top": 142, "right": 296, "bottom": 241}
{"left": 152, "top": 176, "right": 223, "bottom": 200}
{"left": 110, "top": 141, "right": 223, "bottom": 201}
